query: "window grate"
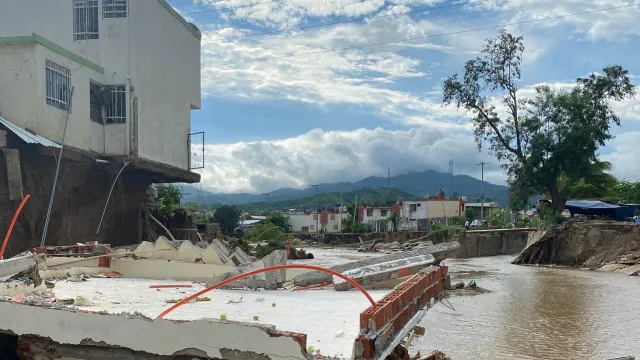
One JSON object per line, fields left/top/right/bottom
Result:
{"left": 105, "top": 85, "right": 126, "bottom": 124}
{"left": 103, "top": 0, "right": 127, "bottom": 19}
{"left": 73, "top": 0, "right": 99, "bottom": 40}
{"left": 46, "top": 59, "right": 71, "bottom": 111}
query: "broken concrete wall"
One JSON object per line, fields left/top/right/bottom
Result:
{"left": 0, "top": 142, "right": 150, "bottom": 258}
{"left": 451, "top": 230, "right": 530, "bottom": 258}
{"left": 208, "top": 250, "right": 287, "bottom": 290}
{"left": 293, "top": 242, "right": 459, "bottom": 287}
{"left": 0, "top": 301, "right": 309, "bottom": 360}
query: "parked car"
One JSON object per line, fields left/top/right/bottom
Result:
{"left": 470, "top": 220, "right": 485, "bottom": 228}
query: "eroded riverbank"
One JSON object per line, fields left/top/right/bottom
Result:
{"left": 411, "top": 255, "right": 640, "bottom": 360}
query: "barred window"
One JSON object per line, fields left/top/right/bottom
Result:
{"left": 103, "top": 0, "right": 127, "bottom": 19}
{"left": 46, "top": 60, "right": 71, "bottom": 111}
{"left": 73, "top": 0, "right": 99, "bottom": 40}
{"left": 105, "top": 85, "right": 126, "bottom": 124}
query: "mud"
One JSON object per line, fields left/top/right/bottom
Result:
{"left": 512, "top": 222, "right": 640, "bottom": 275}
{"left": 0, "top": 143, "right": 151, "bottom": 257}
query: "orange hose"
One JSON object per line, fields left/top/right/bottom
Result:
{"left": 291, "top": 282, "right": 333, "bottom": 291}
{"left": 0, "top": 194, "right": 31, "bottom": 260}
{"left": 156, "top": 264, "right": 376, "bottom": 319}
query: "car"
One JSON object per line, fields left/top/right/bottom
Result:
{"left": 470, "top": 219, "right": 485, "bottom": 228}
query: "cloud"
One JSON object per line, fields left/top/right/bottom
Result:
{"left": 193, "top": 126, "right": 503, "bottom": 193}
{"left": 602, "top": 131, "right": 640, "bottom": 181}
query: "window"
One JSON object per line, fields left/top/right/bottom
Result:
{"left": 105, "top": 85, "right": 126, "bottom": 124}
{"left": 380, "top": 210, "right": 388, "bottom": 217}
{"left": 73, "top": 0, "right": 99, "bottom": 40}
{"left": 313, "top": 215, "right": 317, "bottom": 220}
{"left": 46, "top": 60, "right": 71, "bottom": 110}
{"left": 89, "top": 81, "right": 103, "bottom": 123}
{"left": 333, "top": 224, "right": 339, "bottom": 230}
{"left": 103, "top": 0, "right": 127, "bottom": 18}
{"left": 330, "top": 214, "right": 336, "bottom": 220}
{"left": 410, "top": 204, "right": 417, "bottom": 212}
{"left": 367, "top": 210, "right": 373, "bottom": 217}
{"left": 310, "top": 225, "right": 315, "bottom": 231}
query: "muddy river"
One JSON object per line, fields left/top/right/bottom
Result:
{"left": 415, "top": 256, "right": 640, "bottom": 360}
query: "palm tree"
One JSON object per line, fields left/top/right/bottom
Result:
{"left": 555, "top": 160, "right": 617, "bottom": 200}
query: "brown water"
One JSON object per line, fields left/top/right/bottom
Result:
{"left": 415, "top": 256, "right": 640, "bottom": 360}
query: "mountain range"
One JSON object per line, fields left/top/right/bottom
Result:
{"left": 181, "top": 169, "right": 508, "bottom": 208}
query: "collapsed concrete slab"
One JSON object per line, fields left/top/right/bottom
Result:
{"left": 293, "top": 241, "right": 460, "bottom": 287}
{"left": 0, "top": 253, "right": 46, "bottom": 278}
{"left": 0, "top": 300, "right": 309, "bottom": 359}
{"left": 207, "top": 250, "right": 287, "bottom": 290}
{"left": 333, "top": 254, "right": 435, "bottom": 291}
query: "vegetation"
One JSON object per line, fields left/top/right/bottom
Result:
{"left": 213, "top": 205, "right": 242, "bottom": 233}
{"left": 464, "top": 209, "right": 475, "bottom": 222}
{"left": 156, "top": 184, "right": 182, "bottom": 217}
{"left": 238, "top": 188, "right": 415, "bottom": 212}
{"left": 267, "top": 213, "right": 293, "bottom": 233}
{"left": 442, "top": 30, "right": 635, "bottom": 214}
{"left": 245, "top": 220, "right": 287, "bottom": 258}
{"left": 429, "top": 223, "right": 464, "bottom": 242}
{"left": 606, "top": 180, "right": 640, "bottom": 204}
{"left": 485, "top": 209, "right": 511, "bottom": 229}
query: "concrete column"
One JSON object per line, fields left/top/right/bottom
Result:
{"left": 2, "top": 148, "right": 23, "bottom": 200}
{"left": 0, "top": 130, "right": 7, "bottom": 147}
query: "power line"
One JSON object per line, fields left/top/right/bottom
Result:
{"left": 203, "top": 0, "right": 489, "bottom": 41}
{"left": 207, "top": 3, "right": 638, "bottom": 67}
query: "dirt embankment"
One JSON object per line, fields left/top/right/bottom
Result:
{"left": 513, "top": 222, "right": 640, "bottom": 276}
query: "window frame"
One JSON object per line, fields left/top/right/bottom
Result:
{"left": 104, "top": 85, "right": 127, "bottom": 124}
{"left": 366, "top": 209, "right": 373, "bottom": 217}
{"left": 380, "top": 210, "right": 388, "bottom": 217}
{"left": 73, "top": 0, "right": 99, "bottom": 40}
{"left": 103, "top": 0, "right": 128, "bottom": 19}
{"left": 45, "top": 59, "right": 71, "bottom": 111}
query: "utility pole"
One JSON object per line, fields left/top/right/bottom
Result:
{"left": 353, "top": 194, "right": 358, "bottom": 229}
{"left": 386, "top": 166, "right": 390, "bottom": 206}
{"left": 262, "top": 193, "right": 271, "bottom": 214}
{"left": 477, "top": 162, "right": 489, "bottom": 221}
{"left": 310, "top": 185, "right": 319, "bottom": 233}
{"left": 339, "top": 187, "right": 343, "bottom": 234}
{"left": 448, "top": 160, "right": 454, "bottom": 197}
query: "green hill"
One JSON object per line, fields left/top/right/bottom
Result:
{"left": 238, "top": 187, "right": 417, "bottom": 212}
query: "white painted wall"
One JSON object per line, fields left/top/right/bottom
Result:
{"left": 0, "top": 0, "right": 200, "bottom": 170}
{"left": 400, "top": 200, "right": 428, "bottom": 220}
{"left": 426, "top": 200, "right": 462, "bottom": 218}
{"left": 287, "top": 213, "right": 348, "bottom": 233}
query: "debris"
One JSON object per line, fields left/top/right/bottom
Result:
{"left": 149, "top": 284, "right": 193, "bottom": 289}
{"left": 102, "top": 271, "right": 123, "bottom": 278}
{"left": 74, "top": 296, "right": 88, "bottom": 306}
{"left": 272, "top": 303, "right": 276, "bottom": 307}
{"left": 333, "top": 254, "right": 435, "bottom": 291}
{"left": 220, "top": 314, "right": 227, "bottom": 320}
{"left": 255, "top": 297, "right": 265, "bottom": 302}
{"left": 334, "top": 330, "right": 344, "bottom": 338}
{"left": 56, "top": 298, "right": 75, "bottom": 305}
{"left": 10, "top": 293, "right": 25, "bottom": 303}
{"left": 253, "top": 315, "right": 259, "bottom": 321}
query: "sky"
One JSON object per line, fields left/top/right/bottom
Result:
{"left": 167, "top": 0, "right": 640, "bottom": 194}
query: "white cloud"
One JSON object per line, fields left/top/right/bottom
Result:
{"left": 602, "top": 131, "right": 640, "bottom": 181}
{"left": 194, "top": 126, "right": 502, "bottom": 193}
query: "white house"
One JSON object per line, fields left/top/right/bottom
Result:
{"left": 0, "top": 0, "right": 201, "bottom": 179}
{"left": 286, "top": 211, "right": 349, "bottom": 233}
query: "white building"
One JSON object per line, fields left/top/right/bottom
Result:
{"left": 359, "top": 206, "right": 395, "bottom": 232}
{"left": 0, "top": 0, "right": 201, "bottom": 178}
{"left": 287, "top": 212, "right": 349, "bottom": 233}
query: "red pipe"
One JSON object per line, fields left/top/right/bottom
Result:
{"left": 0, "top": 194, "right": 31, "bottom": 260}
{"left": 291, "top": 282, "right": 332, "bottom": 291}
{"left": 156, "top": 264, "right": 376, "bottom": 319}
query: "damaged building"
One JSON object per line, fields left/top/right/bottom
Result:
{"left": 0, "top": 0, "right": 203, "bottom": 256}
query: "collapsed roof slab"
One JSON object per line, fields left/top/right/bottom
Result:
{"left": 0, "top": 301, "right": 309, "bottom": 360}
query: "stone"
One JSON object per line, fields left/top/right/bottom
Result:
{"left": 454, "top": 282, "right": 465, "bottom": 289}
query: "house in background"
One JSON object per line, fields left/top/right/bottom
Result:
{"left": 287, "top": 210, "right": 348, "bottom": 233}
{"left": 0, "top": 0, "right": 202, "bottom": 255}
{"left": 465, "top": 201, "right": 500, "bottom": 220}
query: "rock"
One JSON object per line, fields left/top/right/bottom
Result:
{"left": 465, "top": 280, "right": 477, "bottom": 289}
{"left": 616, "top": 264, "right": 640, "bottom": 276}
{"left": 599, "top": 263, "right": 628, "bottom": 272}
{"left": 453, "top": 282, "right": 465, "bottom": 289}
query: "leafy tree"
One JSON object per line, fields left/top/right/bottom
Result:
{"left": 213, "top": 205, "right": 241, "bottom": 232}
{"left": 606, "top": 180, "right": 640, "bottom": 204}
{"left": 246, "top": 221, "right": 286, "bottom": 258}
{"left": 442, "top": 30, "right": 635, "bottom": 214}
{"left": 156, "top": 184, "right": 182, "bottom": 217}
{"left": 267, "top": 213, "right": 293, "bottom": 233}
{"left": 464, "top": 208, "right": 475, "bottom": 222}
{"left": 182, "top": 201, "right": 200, "bottom": 212}
{"left": 556, "top": 160, "right": 617, "bottom": 200}
{"left": 485, "top": 209, "right": 510, "bottom": 229}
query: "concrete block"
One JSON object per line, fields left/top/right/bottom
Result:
{"left": 177, "top": 241, "right": 203, "bottom": 263}
{"left": 0, "top": 130, "right": 6, "bottom": 147}
{"left": 262, "top": 250, "right": 287, "bottom": 287}
{"left": 155, "top": 236, "right": 178, "bottom": 260}
{"left": 133, "top": 241, "right": 156, "bottom": 258}
{"left": 200, "top": 245, "right": 225, "bottom": 265}
{"left": 207, "top": 259, "right": 267, "bottom": 289}
{"left": 212, "top": 238, "right": 231, "bottom": 257}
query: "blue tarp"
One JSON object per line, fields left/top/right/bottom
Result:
{"left": 565, "top": 200, "right": 638, "bottom": 220}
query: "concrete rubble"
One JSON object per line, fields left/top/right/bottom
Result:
{"left": 333, "top": 254, "right": 435, "bottom": 291}
{"left": 293, "top": 241, "right": 460, "bottom": 287}
{"left": 207, "top": 250, "right": 287, "bottom": 290}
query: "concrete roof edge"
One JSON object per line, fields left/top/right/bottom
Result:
{"left": 156, "top": 0, "right": 203, "bottom": 40}
{"left": 0, "top": 33, "right": 105, "bottom": 74}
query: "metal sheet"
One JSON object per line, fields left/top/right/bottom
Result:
{"left": 0, "top": 114, "right": 61, "bottom": 148}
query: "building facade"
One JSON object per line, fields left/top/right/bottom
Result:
{"left": 0, "top": 0, "right": 201, "bottom": 173}
{"left": 0, "top": 1, "right": 202, "bottom": 255}
{"left": 287, "top": 211, "right": 348, "bottom": 233}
